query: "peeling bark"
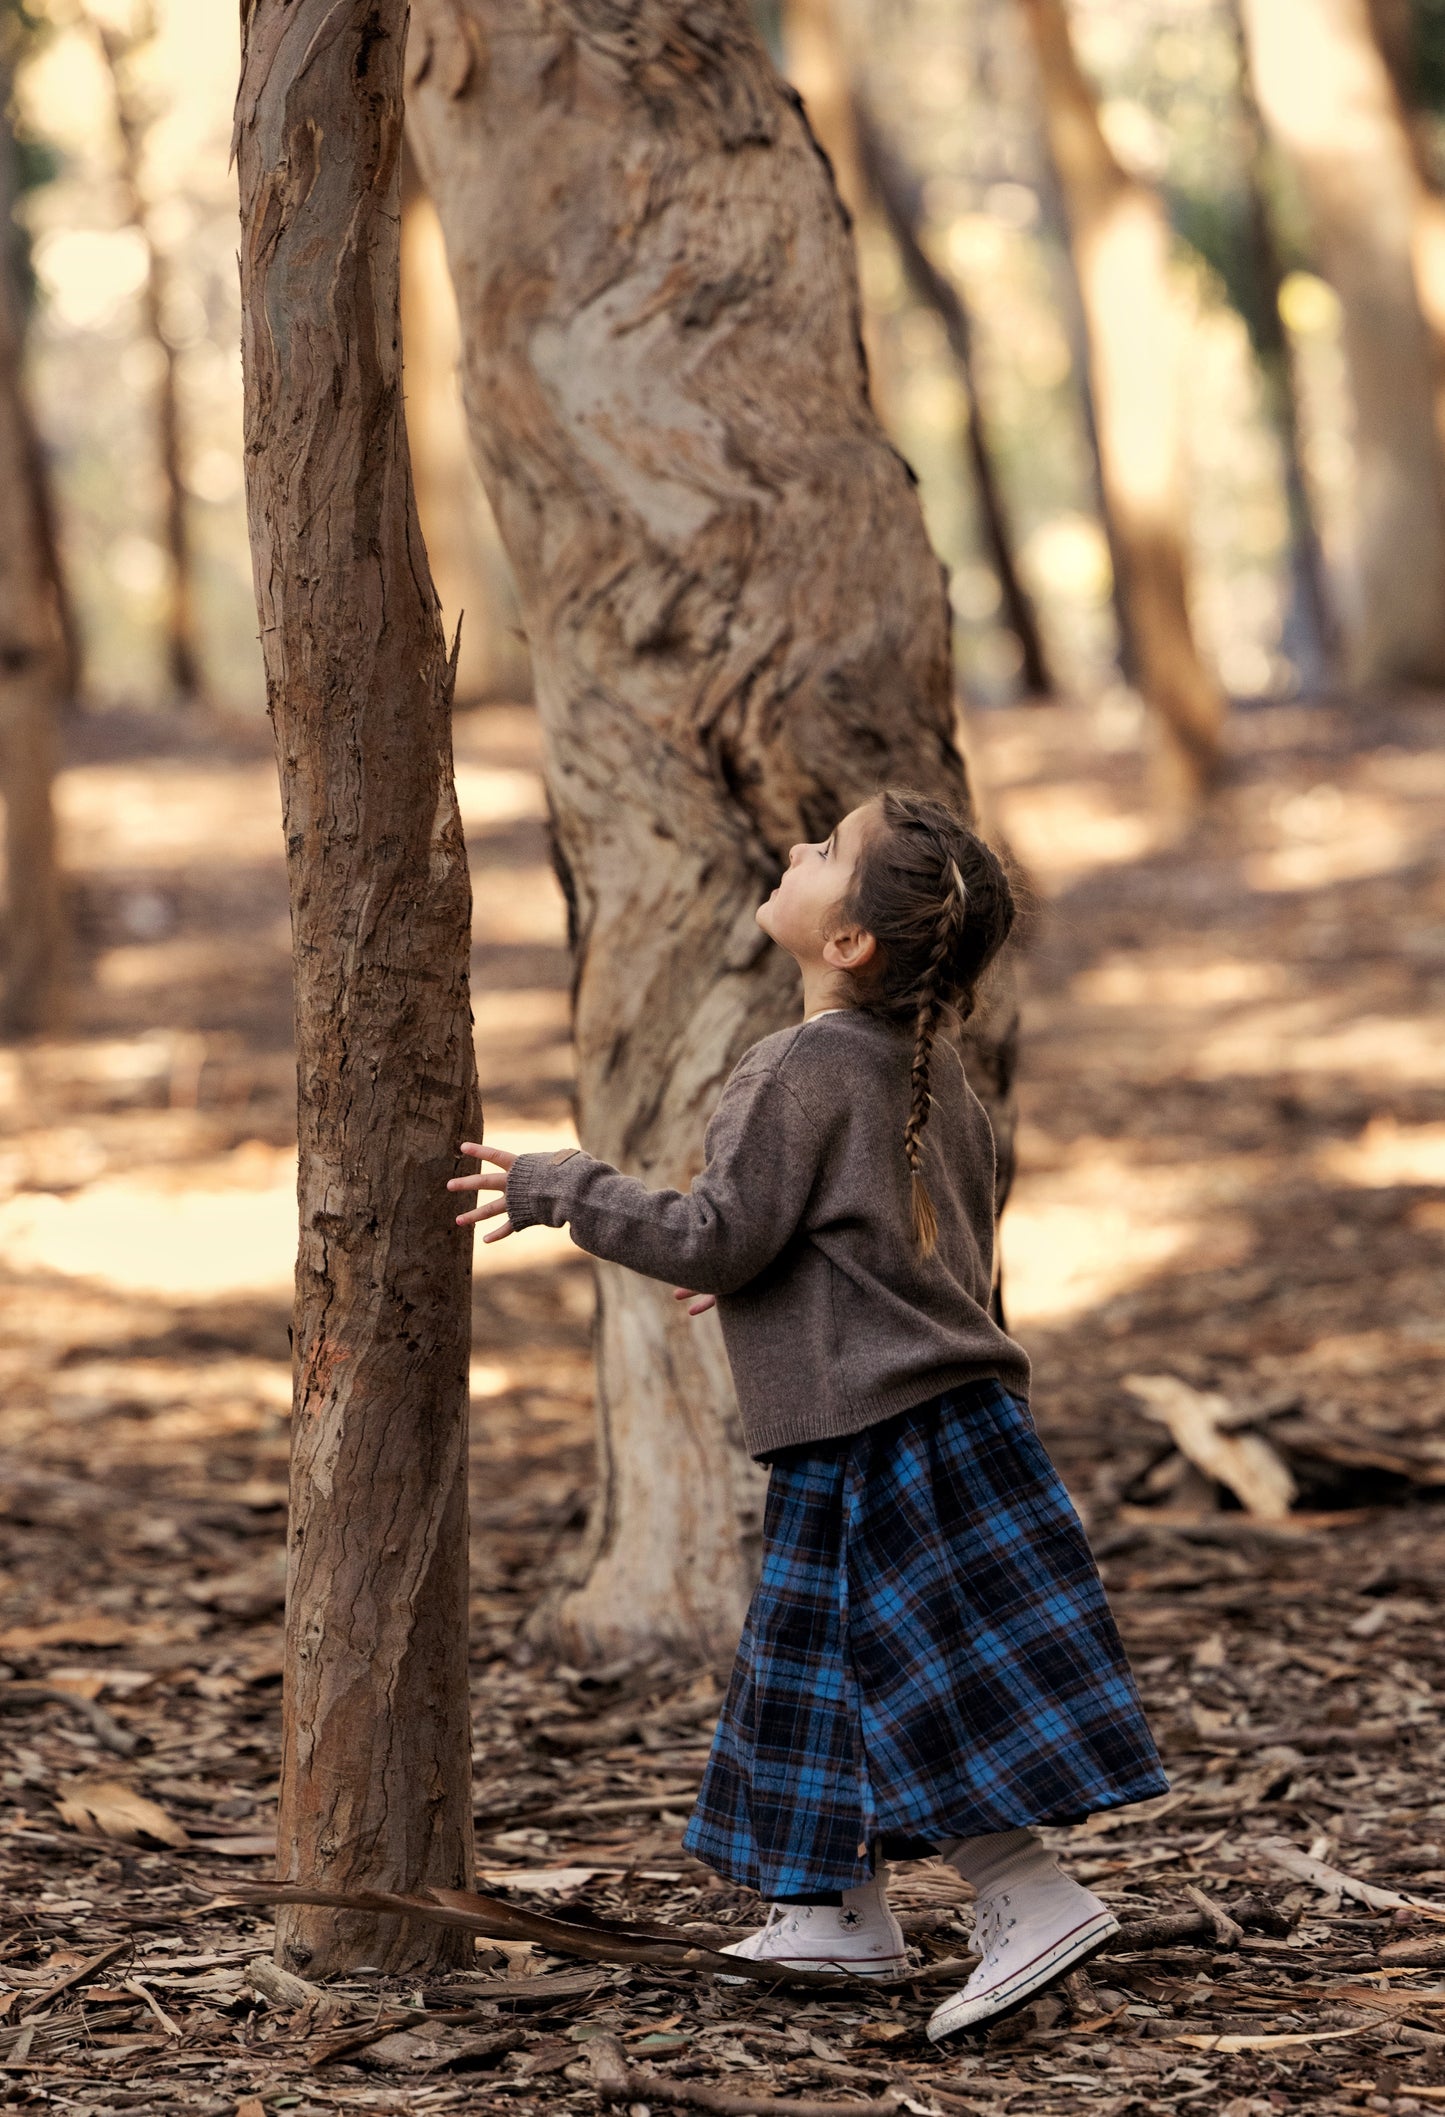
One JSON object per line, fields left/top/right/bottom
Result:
{"left": 235, "top": 0, "right": 478, "bottom": 1974}
{"left": 408, "top": 0, "right": 1016, "bottom": 1660}
{"left": 1018, "top": 0, "right": 1226, "bottom": 797}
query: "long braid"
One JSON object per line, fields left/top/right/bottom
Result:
{"left": 903, "top": 855, "right": 969, "bottom": 1256}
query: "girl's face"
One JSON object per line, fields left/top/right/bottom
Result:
{"left": 755, "top": 801, "right": 879, "bottom": 973}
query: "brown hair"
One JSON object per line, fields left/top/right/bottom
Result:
{"left": 833, "top": 789, "right": 1016, "bottom": 1256}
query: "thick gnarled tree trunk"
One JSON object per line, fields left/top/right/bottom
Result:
{"left": 235, "top": 0, "right": 477, "bottom": 1975}
{"left": 1018, "top": 0, "right": 1226, "bottom": 798}
{"left": 408, "top": 1, "right": 1016, "bottom": 1661}
{"left": 1241, "top": 0, "right": 1445, "bottom": 682}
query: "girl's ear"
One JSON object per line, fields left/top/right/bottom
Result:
{"left": 823, "top": 925, "right": 877, "bottom": 973}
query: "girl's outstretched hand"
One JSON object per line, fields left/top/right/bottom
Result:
{"left": 674, "top": 1286, "right": 716, "bottom": 1316}
{"left": 447, "top": 1142, "right": 516, "bottom": 1242}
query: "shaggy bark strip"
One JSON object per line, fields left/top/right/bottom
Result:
{"left": 407, "top": 0, "right": 1017, "bottom": 1659}
{"left": 234, "top": 0, "right": 478, "bottom": 1974}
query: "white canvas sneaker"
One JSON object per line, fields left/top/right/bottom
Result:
{"left": 717, "top": 1873, "right": 908, "bottom": 1982}
{"left": 926, "top": 1872, "right": 1119, "bottom": 2040}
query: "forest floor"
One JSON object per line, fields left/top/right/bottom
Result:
{"left": 0, "top": 688, "right": 1442, "bottom": 2116}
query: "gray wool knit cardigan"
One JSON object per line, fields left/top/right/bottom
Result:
{"left": 502, "top": 1006, "right": 1031, "bottom": 1460}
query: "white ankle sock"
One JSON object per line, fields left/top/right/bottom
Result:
{"left": 939, "top": 1826, "right": 1063, "bottom": 1896}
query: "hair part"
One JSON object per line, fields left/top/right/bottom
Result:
{"left": 833, "top": 789, "right": 1017, "bottom": 1257}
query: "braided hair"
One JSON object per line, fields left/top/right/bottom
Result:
{"left": 833, "top": 789, "right": 1017, "bottom": 1257}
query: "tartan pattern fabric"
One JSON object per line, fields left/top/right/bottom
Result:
{"left": 683, "top": 1379, "right": 1168, "bottom": 1899}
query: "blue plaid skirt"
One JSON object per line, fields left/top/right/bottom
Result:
{"left": 682, "top": 1379, "right": 1168, "bottom": 1898}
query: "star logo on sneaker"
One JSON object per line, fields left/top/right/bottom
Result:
{"left": 840, "top": 1908, "right": 862, "bottom": 1928}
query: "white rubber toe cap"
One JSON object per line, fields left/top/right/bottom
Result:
{"left": 926, "top": 1908, "right": 1119, "bottom": 2042}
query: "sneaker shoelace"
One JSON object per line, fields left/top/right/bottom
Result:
{"left": 973, "top": 1889, "right": 1017, "bottom": 1972}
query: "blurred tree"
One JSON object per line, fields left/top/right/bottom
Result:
{"left": 0, "top": 14, "right": 67, "bottom": 1035}
{"left": 853, "top": 96, "right": 1054, "bottom": 698}
{"left": 1366, "top": 0, "right": 1445, "bottom": 464}
{"left": 400, "top": 143, "right": 530, "bottom": 704}
{"left": 408, "top": 0, "right": 1018, "bottom": 1660}
{"left": 89, "top": 3, "right": 201, "bottom": 704}
{"left": 1017, "top": 0, "right": 1225, "bottom": 799}
{"left": 779, "top": 0, "right": 894, "bottom": 409}
{"left": 1241, "top": 0, "right": 1445, "bottom": 682}
{"left": 236, "top": 0, "right": 478, "bottom": 1974}
{"left": 1227, "top": 6, "right": 1338, "bottom": 685}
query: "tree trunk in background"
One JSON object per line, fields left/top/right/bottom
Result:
{"left": 1363, "top": 0, "right": 1445, "bottom": 475}
{"left": 1018, "top": 0, "right": 1224, "bottom": 798}
{"left": 408, "top": 0, "right": 1018, "bottom": 1662}
{"left": 1240, "top": 0, "right": 1445, "bottom": 683}
{"left": 400, "top": 145, "right": 530, "bottom": 704}
{"left": 0, "top": 54, "right": 66, "bottom": 1036}
{"left": 235, "top": 0, "right": 477, "bottom": 1976}
{"left": 95, "top": 12, "right": 202, "bottom": 705}
{"left": 853, "top": 94, "right": 1054, "bottom": 699}
{"left": 779, "top": 0, "right": 893, "bottom": 415}
{"left": 1230, "top": 3, "right": 1338, "bottom": 688}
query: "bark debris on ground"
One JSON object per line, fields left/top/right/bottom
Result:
{"left": 0, "top": 693, "right": 1442, "bottom": 2112}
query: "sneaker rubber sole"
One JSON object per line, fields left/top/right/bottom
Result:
{"left": 717, "top": 1950, "right": 909, "bottom": 1985}
{"left": 926, "top": 1908, "right": 1119, "bottom": 2041}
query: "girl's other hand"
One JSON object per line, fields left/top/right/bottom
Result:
{"left": 447, "top": 1142, "right": 516, "bottom": 1242}
{"left": 674, "top": 1286, "right": 716, "bottom": 1316}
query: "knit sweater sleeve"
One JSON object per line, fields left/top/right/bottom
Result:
{"left": 501, "top": 1062, "right": 823, "bottom": 1295}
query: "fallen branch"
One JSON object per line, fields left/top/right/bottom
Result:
{"left": 1258, "top": 1842, "right": 1445, "bottom": 1922}
{"left": 1381, "top": 1937, "right": 1445, "bottom": 1968}
{"left": 0, "top": 1683, "right": 138, "bottom": 1756}
{"left": 18, "top": 1941, "right": 131, "bottom": 2017}
{"left": 220, "top": 1881, "right": 967, "bottom": 1991}
{"left": 1169, "top": 1722, "right": 1400, "bottom": 1757}
{"left": 588, "top": 2035, "right": 907, "bottom": 2115}
{"left": 313, "top": 2014, "right": 529, "bottom": 2068}
{"left": 1182, "top": 1885, "right": 1245, "bottom": 1950}
{"left": 1123, "top": 1374, "right": 1296, "bottom": 1520}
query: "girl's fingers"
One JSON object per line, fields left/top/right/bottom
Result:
{"left": 459, "top": 1141, "right": 515, "bottom": 1168}
{"left": 454, "top": 1200, "right": 506, "bottom": 1226}
{"left": 447, "top": 1172, "right": 505, "bottom": 1191}
{"left": 480, "top": 1217, "right": 514, "bottom": 1243}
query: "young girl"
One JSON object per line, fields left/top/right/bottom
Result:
{"left": 448, "top": 787, "right": 1167, "bottom": 2040}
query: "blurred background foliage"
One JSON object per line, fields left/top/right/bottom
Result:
{"left": 3, "top": 0, "right": 1445, "bottom": 722}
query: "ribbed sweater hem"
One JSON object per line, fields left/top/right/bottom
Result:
{"left": 745, "top": 1361, "right": 1030, "bottom": 1461}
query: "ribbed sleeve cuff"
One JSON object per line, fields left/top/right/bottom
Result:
{"left": 503, "top": 1152, "right": 551, "bottom": 1231}
{"left": 505, "top": 1147, "right": 582, "bottom": 1232}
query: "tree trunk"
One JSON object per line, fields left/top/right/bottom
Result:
{"left": 400, "top": 145, "right": 530, "bottom": 704}
{"left": 1229, "top": 2, "right": 1338, "bottom": 688}
{"left": 778, "top": 0, "right": 894, "bottom": 416}
{"left": 235, "top": 0, "right": 478, "bottom": 1976}
{"left": 852, "top": 94, "right": 1054, "bottom": 700}
{"left": 1017, "top": 0, "right": 1226, "bottom": 798}
{"left": 407, "top": 0, "right": 1017, "bottom": 1662}
{"left": 0, "top": 51, "right": 66, "bottom": 1037}
{"left": 1363, "top": 0, "right": 1445, "bottom": 477}
{"left": 1240, "top": 0, "right": 1445, "bottom": 683}
{"left": 95, "top": 13, "right": 203, "bottom": 705}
